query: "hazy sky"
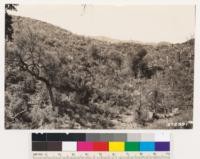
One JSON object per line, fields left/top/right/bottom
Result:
{"left": 11, "top": 4, "right": 195, "bottom": 43}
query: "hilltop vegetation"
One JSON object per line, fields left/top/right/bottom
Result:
{"left": 5, "top": 16, "right": 194, "bottom": 129}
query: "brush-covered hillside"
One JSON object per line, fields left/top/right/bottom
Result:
{"left": 5, "top": 16, "right": 194, "bottom": 129}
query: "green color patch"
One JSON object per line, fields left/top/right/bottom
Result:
{"left": 125, "top": 142, "right": 140, "bottom": 151}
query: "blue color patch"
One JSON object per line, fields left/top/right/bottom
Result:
{"left": 140, "top": 142, "right": 155, "bottom": 151}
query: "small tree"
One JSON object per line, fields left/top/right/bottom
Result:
{"left": 14, "top": 28, "right": 60, "bottom": 109}
{"left": 130, "top": 48, "right": 147, "bottom": 78}
{"left": 5, "top": 4, "right": 18, "bottom": 41}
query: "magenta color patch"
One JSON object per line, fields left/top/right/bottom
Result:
{"left": 77, "top": 142, "right": 93, "bottom": 151}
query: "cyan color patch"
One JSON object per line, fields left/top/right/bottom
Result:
{"left": 140, "top": 142, "right": 155, "bottom": 151}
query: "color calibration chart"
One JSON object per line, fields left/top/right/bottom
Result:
{"left": 32, "top": 133, "right": 171, "bottom": 159}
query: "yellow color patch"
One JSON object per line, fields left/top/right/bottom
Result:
{"left": 109, "top": 142, "right": 125, "bottom": 152}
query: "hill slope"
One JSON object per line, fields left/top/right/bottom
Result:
{"left": 5, "top": 16, "right": 194, "bottom": 129}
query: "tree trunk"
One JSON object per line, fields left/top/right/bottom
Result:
{"left": 177, "top": 52, "right": 181, "bottom": 62}
{"left": 46, "top": 83, "right": 55, "bottom": 109}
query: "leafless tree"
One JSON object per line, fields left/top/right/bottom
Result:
{"left": 14, "top": 28, "right": 60, "bottom": 109}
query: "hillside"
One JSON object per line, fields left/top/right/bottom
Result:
{"left": 5, "top": 16, "right": 194, "bottom": 129}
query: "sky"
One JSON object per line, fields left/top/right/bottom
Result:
{"left": 11, "top": 4, "right": 196, "bottom": 43}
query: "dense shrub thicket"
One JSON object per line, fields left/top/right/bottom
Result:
{"left": 5, "top": 16, "right": 194, "bottom": 129}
